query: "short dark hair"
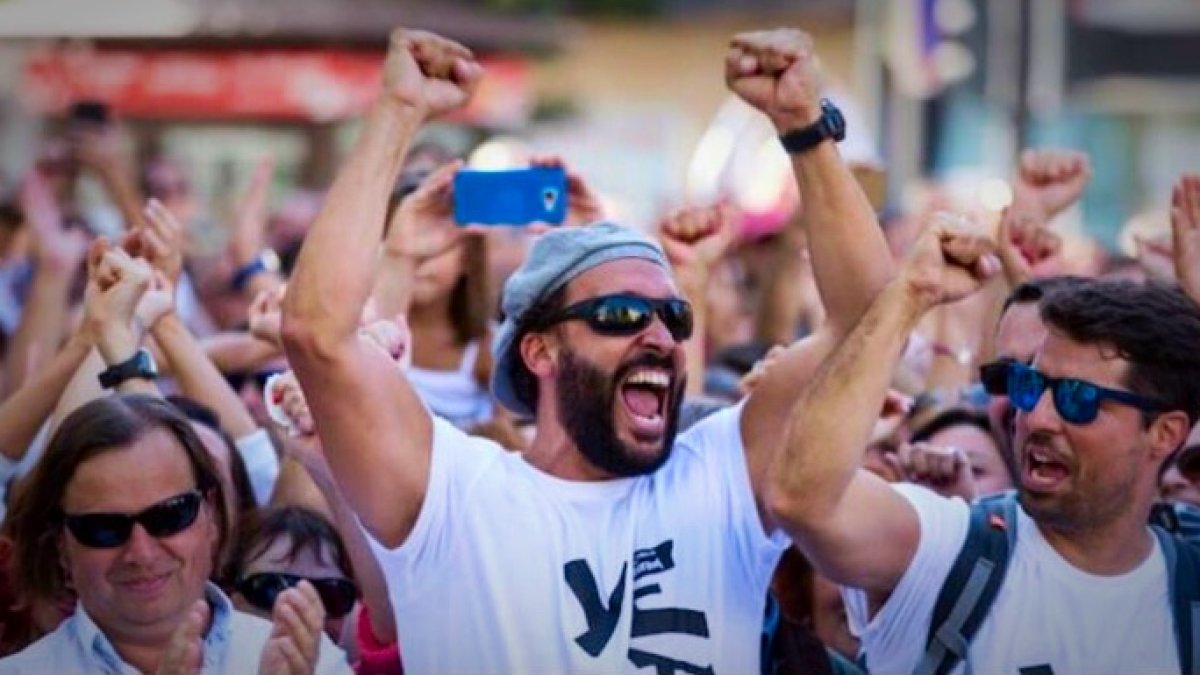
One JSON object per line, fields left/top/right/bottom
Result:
{"left": 506, "top": 285, "right": 568, "bottom": 414}
{"left": 1040, "top": 279, "right": 1200, "bottom": 427}
{"left": 226, "top": 506, "right": 352, "bottom": 587}
{"left": 6, "top": 395, "right": 229, "bottom": 604}
{"left": 1002, "top": 276, "right": 1088, "bottom": 313}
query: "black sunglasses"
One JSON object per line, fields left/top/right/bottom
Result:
{"left": 540, "top": 293, "right": 693, "bottom": 342}
{"left": 979, "top": 358, "right": 1017, "bottom": 396}
{"left": 1004, "top": 361, "right": 1167, "bottom": 425}
{"left": 226, "top": 368, "right": 286, "bottom": 393}
{"left": 236, "top": 572, "right": 358, "bottom": 619}
{"left": 62, "top": 491, "right": 203, "bottom": 549}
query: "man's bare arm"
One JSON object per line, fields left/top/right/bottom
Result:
{"left": 723, "top": 29, "right": 895, "bottom": 522}
{"left": 282, "top": 29, "right": 481, "bottom": 548}
{"left": 768, "top": 216, "right": 999, "bottom": 594}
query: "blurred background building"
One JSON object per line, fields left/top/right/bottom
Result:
{"left": 0, "top": 0, "right": 1196, "bottom": 248}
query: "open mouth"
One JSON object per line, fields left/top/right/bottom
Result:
{"left": 618, "top": 368, "right": 672, "bottom": 442}
{"left": 1024, "top": 444, "right": 1071, "bottom": 491}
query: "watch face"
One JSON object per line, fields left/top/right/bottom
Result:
{"left": 823, "top": 102, "right": 847, "bottom": 141}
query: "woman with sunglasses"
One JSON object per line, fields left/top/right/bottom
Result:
{"left": 228, "top": 506, "right": 360, "bottom": 647}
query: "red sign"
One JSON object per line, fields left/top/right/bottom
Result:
{"left": 21, "top": 45, "right": 531, "bottom": 125}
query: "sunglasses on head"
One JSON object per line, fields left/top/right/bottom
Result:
{"left": 62, "top": 491, "right": 203, "bottom": 549}
{"left": 1002, "top": 361, "right": 1166, "bottom": 425}
{"left": 541, "top": 294, "right": 693, "bottom": 342}
{"left": 236, "top": 572, "right": 358, "bottom": 619}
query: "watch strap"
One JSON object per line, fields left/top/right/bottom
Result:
{"left": 97, "top": 348, "right": 158, "bottom": 389}
{"left": 778, "top": 99, "right": 846, "bottom": 155}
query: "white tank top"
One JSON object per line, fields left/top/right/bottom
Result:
{"left": 407, "top": 340, "right": 494, "bottom": 429}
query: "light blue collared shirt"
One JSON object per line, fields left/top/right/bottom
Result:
{"left": 0, "top": 582, "right": 351, "bottom": 674}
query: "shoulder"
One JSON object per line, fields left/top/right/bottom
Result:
{"left": 674, "top": 399, "right": 744, "bottom": 454}
{"left": 0, "top": 622, "right": 78, "bottom": 672}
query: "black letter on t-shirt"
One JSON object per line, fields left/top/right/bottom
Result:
{"left": 565, "top": 560, "right": 628, "bottom": 657}
{"left": 628, "top": 648, "right": 716, "bottom": 675}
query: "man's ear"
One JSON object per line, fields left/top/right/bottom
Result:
{"left": 1149, "top": 410, "right": 1191, "bottom": 462}
{"left": 520, "top": 330, "right": 558, "bottom": 379}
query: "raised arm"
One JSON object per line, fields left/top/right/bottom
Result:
{"left": 723, "top": 29, "right": 894, "bottom": 514}
{"left": 1171, "top": 174, "right": 1200, "bottom": 306}
{"left": 282, "top": 28, "right": 481, "bottom": 548}
{"left": 0, "top": 326, "right": 93, "bottom": 460}
{"left": 767, "top": 215, "right": 998, "bottom": 594}
{"left": 372, "top": 159, "right": 464, "bottom": 320}
{"left": 74, "top": 122, "right": 149, "bottom": 233}
{"left": 657, "top": 202, "right": 738, "bottom": 396}
{"left": 3, "top": 170, "right": 88, "bottom": 398}
{"left": 227, "top": 158, "right": 285, "bottom": 300}
{"left": 139, "top": 203, "right": 259, "bottom": 439}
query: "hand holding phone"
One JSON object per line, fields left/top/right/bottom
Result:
{"left": 453, "top": 166, "right": 568, "bottom": 227}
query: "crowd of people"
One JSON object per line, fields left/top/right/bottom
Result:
{"left": 0, "top": 22, "right": 1197, "bottom": 675}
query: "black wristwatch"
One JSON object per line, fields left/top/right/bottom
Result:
{"left": 98, "top": 348, "right": 159, "bottom": 390}
{"left": 778, "top": 99, "right": 846, "bottom": 155}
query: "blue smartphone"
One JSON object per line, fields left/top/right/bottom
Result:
{"left": 453, "top": 167, "right": 568, "bottom": 226}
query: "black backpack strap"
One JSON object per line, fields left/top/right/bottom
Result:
{"left": 1152, "top": 526, "right": 1200, "bottom": 675}
{"left": 915, "top": 493, "right": 1019, "bottom": 675}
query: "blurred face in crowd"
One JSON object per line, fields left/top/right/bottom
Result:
{"left": 412, "top": 242, "right": 464, "bottom": 307}
{"left": 191, "top": 422, "right": 239, "bottom": 532}
{"left": 142, "top": 159, "right": 197, "bottom": 225}
{"left": 704, "top": 259, "right": 753, "bottom": 353}
{"left": 549, "top": 259, "right": 688, "bottom": 477}
{"left": 1013, "top": 330, "right": 1161, "bottom": 533}
{"left": 926, "top": 423, "right": 1012, "bottom": 497}
{"left": 1160, "top": 461, "right": 1200, "bottom": 509}
{"left": 36, "top": 141, "right": 80, "bottom": 203}
{"left": 232, "top": 534, "right": 352, "bottom": 641}
{"left": 989, "top": 301, "right": 1048, "bottom": 463}
{"left": 59, "top": 429, "right": 218, "bottom": 649}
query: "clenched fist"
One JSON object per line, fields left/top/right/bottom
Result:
{"left": 382, "top": 28, "right": 483, "bottom": 120}
{"left": 725, "top": 28, "right": 823, "bottom": 132}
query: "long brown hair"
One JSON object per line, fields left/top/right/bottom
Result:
{"left": 6, "top": 395, "right": 228, "bottom": 605}
{"left": 450, "top": 234, "right": 491, "bottom": 345}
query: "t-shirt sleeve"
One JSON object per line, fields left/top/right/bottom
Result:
{"left": 359, "top": 416, "right": 499, "bottom": 602}
{"left": 234, "top": 428, "right": 280, "bottom": 506}
{"left": 841, "top": 482, "right": 970, "bottom": 673}
{"left": 681, "top": 400, "right": 791, "bottom": 585}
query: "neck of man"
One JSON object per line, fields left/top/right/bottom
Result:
{"left": 105, "top": 602, "right": 213, "bottom": 674}
{"left": 525, "top": 408, "right": 614, "bottom": 482}
{"left": 1035, "top": 498, "right": 1157, "bottom": 576}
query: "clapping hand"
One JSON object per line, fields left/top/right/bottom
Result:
{"left": 257, "top": 581, "right": 325, "bottom": 675}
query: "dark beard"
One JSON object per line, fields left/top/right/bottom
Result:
{"left": 555, "top": 349, "right": 684, "bottom": 478}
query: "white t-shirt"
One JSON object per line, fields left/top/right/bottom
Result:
{"left": 844, "top": 484, "right": 1179, "bottom": 674}
{"left": 364, "top": 403, "right": 788, "bottom": 674}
